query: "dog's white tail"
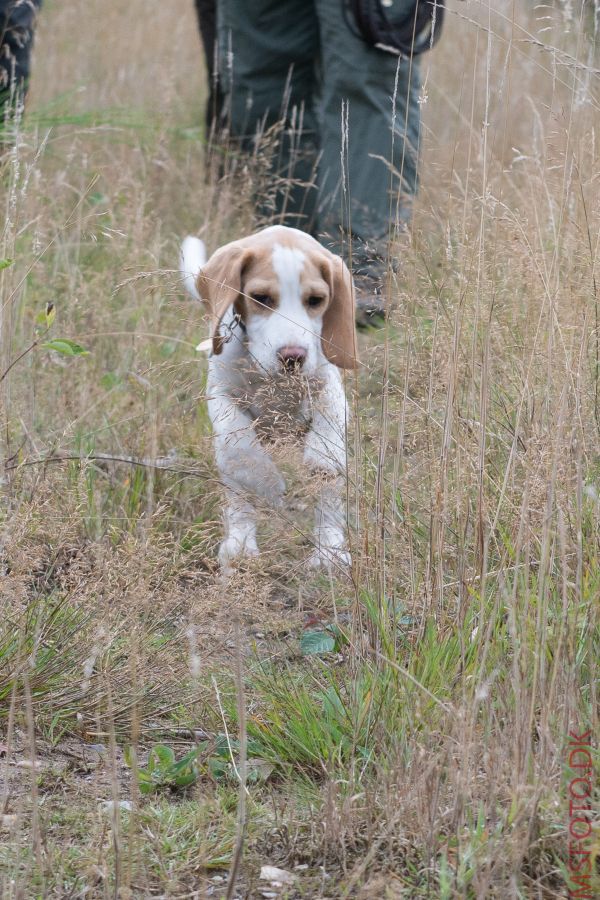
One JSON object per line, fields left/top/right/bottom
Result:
{"left": 179, "top": 236, "right": 207, "bottom": 301}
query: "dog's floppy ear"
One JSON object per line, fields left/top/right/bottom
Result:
{"left": 321, "top": 255, "right": 359, "bottom": 369}
{"left": 196, "top": 242, "right": 252, "bottom": 354}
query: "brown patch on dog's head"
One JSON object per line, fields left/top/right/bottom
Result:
{"left": 317, "top": 253, "right": 358, "bottom": 370}
{"left": 196, "top": 241, "right": 254, "bottom": 354}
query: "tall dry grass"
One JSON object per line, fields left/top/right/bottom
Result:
{"left": 0, "top": 1, "right": 598, "bottom": 897}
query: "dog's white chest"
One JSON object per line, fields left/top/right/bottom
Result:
{"left": 237, "top": 372, "right": 317, "bottom": 433}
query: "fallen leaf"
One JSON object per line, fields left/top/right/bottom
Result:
{"left": 247, "top": 758, "right": 275, "bottom": 783}
{"left": 87, "top": 743, "right": 107, "bottom": 754}
{"left": 259, "top": 865, "right": 294, "bottom": 886}
{"left": 99, "top": 800, "right": 133, "bottom": 814}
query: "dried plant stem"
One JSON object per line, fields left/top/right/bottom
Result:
{"left": 226, "top": 620, "right": 247, "bottom": 900}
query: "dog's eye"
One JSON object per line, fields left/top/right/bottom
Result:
{"left": 306, "top": 295, "right": 325, "bottom": 308}
{"left": 251, "top": 293, "right": 275, "bottom": 308}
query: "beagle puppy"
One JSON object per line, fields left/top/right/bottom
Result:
{"left": 180, "top": 225, "right": 358, "bottom": 574}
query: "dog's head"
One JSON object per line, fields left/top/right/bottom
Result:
{"left": 196, "top": 226, "right": 359, "bottom": 375}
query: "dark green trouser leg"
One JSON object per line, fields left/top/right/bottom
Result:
{"left": 314, "top": 0, "right": 421, "bottom": 265}
{"left": 194, "top": 0, "right": 225, "bottom": 132}
{"left": 217, "top": 0, "right": 421, "bottom": 261}
{"left": 217, "top": 0, "right": 319, "bottom": 231}
{"left": 0, "top": 0, "right": 42, "bottom": 131}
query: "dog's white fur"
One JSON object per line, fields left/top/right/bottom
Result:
{"left": 180, "top": 225, "right": 358, "bottom": 574}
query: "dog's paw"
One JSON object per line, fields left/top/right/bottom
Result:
{"left": 218, "top": 536, "right": 259, "bottom": 575}
{"left": 221, "top": 447, "right": 285, "bottom": 508}
{"left": 307, "top": 545, "right": 351, "bottom": 574}
{"left": 303, "top": 432, "right": 346, "bottom": 476}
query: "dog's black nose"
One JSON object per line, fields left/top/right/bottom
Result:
{"left": 278, "top": 346, "right": 307, "bottom": 372}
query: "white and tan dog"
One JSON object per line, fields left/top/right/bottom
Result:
{"left": 180, "top": 225, "right": 358, "bottom": 573}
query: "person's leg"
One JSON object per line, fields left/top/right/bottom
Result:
{"left": 216, "top": 0, "right": 319, "bottom": 229}
{"left": 0, "top": 0, "right": 41, "bottom": 129}
{"left": 193, "top": 0, "right": 225, "bottom": 133}
{"left": 314, "top": 0, "right": 422, "bottom": 274}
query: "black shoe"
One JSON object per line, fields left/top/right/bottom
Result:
{"left": 354, "top": 271, "right": 388, "bottom": 329}
{"left": 355, "top": 291, "right": 386, "bottom": 327}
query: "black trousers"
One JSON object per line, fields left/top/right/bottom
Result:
{"left": 0, "top": 0, "right": 41, "bottom": 112}
{"left": 193, "top": 0, "right": 224, "bottom": 132}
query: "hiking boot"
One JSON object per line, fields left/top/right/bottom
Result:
{"left": 353, "top": 253, "right": 398, "bottom": 328}
{"left": 352, "top": 234, "right": 411, "bottom": 327}
{"left": 354, "top": 272, "right": 387, "bottom": 328}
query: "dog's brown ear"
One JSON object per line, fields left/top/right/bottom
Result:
{"left": 196, "top": 243, "right": 252, "bottom": 354}
{"left": 321, "top": 256, "right": 359, "bottom": 369}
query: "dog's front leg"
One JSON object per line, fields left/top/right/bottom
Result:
{"left": 209, "top": 388, "right": 285, "bottom": 573}
{"left": 218, "top": 488, "right": 260, "bottom": 573}
{"left": 303, "top": 368, "right": 351, "bottom": 572}
{"left": 308, "top": 476, "right": 351, "bottom": 572}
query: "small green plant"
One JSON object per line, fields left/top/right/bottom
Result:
{"left": 125, "top": 737, "right": 273, "bottom": 795}
{"left": 37, "top": 305, "right": 89, "bottom": 356}
{"left": 41, "top": 338, "right": 89, "bottom": 357}
{"left": 0, "top": 596, "right": 88, "bottom": 710}
{"left": 1, "top": 302, "right": 89, "bottom": 387}
{"left": 127, "top": 744, "right": 201, "bottom": 794}
{"left": 300, "top": 622, "right": 347, "bottom": 656}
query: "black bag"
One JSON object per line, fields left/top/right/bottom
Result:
{"left": 344, "top": 0, "right": 444, "bottom": 57}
